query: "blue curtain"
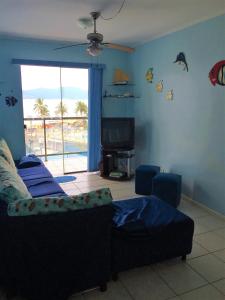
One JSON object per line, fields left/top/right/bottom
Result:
{"left": 88, "top": 66, "right": 103, "bottom": 171}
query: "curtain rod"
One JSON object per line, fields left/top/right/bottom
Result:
{"left": 11, "top": 59, "right": 105, "bottom": 69}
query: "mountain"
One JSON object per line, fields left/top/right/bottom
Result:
{"left": 23, "top": 87, "right": 88, "bottom": 99}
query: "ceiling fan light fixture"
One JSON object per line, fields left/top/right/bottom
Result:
{"left": 87, "top": 44, "right": 102, "bottom": 56}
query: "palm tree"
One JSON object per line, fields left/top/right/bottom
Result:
{"left": 75, "top": 101, "right": 88, "bottom": 116}
{"left": 54, "top": 102, "right": 68, "bottom": 117}
{"left": 33, "top": 98, "right": 49, "bottom": 118}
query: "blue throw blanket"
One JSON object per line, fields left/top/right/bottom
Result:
{"left": 112, "top": 196, "right": 188, "bottom": 234}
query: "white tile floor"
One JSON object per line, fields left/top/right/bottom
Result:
{"left": 2, "top": 172, "right": 225, "bottom": 300}
{"left": 43, "top": 155, "right": 87, "bottom": 175}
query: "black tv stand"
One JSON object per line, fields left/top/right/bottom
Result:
{"left": 100, "top": 148, "right": 135, "bottom": 180}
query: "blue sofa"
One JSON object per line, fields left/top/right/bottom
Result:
{"left": 0, "top": 158, "right": 113, "bottom": 300}
{"left": 0, "top": 154, "right": 194, "bottom": 299}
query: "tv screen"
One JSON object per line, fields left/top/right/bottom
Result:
{"left": 101, "top": 118, "right": 135, "bottom": 149}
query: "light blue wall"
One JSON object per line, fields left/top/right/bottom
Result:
{"left": 131, "top": 15, "right": 225, "bottom": 214}
{"left": 0, "top": 38, "right": 133, "bottom": 159}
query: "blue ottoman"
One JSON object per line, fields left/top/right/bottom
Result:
{"left": 135, "top": 165, "right": 160, "bottom": 195}
{"left": 111, "top": 196, "right": 194, "bottom": 277}
{"left": 152, "top": 173, "right": 182, "bottom": 207}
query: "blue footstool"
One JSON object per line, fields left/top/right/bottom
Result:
{"left": 111, "top": 196, "right": 194, "bottom": 277}
{"left": 135, "top": 165, "right": 160, "bottom": 195}
{"left": 152, "top": 173, "right": 182, "bottom": 207}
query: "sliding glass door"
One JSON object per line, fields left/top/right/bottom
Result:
{"left": 21, "top": 65, "right": 88, "bottom": 174}
{"left": 60, "top": 67, "right": 88, "bottom": 173}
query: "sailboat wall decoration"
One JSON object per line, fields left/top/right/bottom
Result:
{"left": 113, "top": 69, "right": 129, "bottom": 85}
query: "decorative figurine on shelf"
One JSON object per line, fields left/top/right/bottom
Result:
{"left": 145, "top": 67, "right": 154, "bottom": 83}
{"left": 174, "top": 52, "right": 188, "bottom": 72}
{"left": 113, "top": 68, "right": 129, "bottom": 85}
{"left": 209, "top": 60, "right": 225, "bottom": 86}
{"left": 5, "top": 95, "right": 18, "bottom": 107}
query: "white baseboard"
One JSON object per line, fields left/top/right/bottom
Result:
{"left": 182, "top": 193, "right": 225, "bottom": 221}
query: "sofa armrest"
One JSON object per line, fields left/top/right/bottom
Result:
{"left": 0, "top": 205, "right": 113, "bottom": 299}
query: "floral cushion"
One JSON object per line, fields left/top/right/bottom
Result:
{"left": 0, "top": 138, "right": 16, "bottom": 169}
{"left": 0, "top": 156, "right": 31, "bottom": 203}
{"left": 7, "top": 188, "right": 112, "bottom": 216}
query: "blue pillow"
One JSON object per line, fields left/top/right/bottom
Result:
{"left": 17, "top": 155, "right": 42, "bottom": 169}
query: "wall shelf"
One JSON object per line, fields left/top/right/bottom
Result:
{"left": 108, "top": 83, "right": 135, "bottom": 86}
{"left": 103, "top": 96, "right": 139, "bottom": 99}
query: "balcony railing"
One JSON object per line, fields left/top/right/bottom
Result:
{"left": 24, "top": 117, "right": 88, "bottom": 162}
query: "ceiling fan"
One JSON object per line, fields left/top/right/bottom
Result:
{"left": 54, "top": 12, "right": 134, "bottom": 56}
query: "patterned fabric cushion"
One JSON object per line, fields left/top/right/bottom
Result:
{"left": 0, "top": 156, "right": 31, "bottom": 203}
{"left": 0, "top": 138, "right": 16, "bottom": 169}
{"left": 7, "top": 188, "right": 112, "bottom": 216}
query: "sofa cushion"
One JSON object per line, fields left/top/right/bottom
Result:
{"left": 23, "top": 178, "right": 66, "bottom": 197}
{"left": 17, "top": 154, "right": 42, "bottom": 169}
{"left": 0, "top": 156, "right": 31, "bottom": 203}
{"left": 0, "top": 138, "right": 16, "bottom": 169}
{"left": 18, "top": 165, "right": 53, "bottom": 181}
{"left": 7, "top": 188, "right": 113, "bottom": 216}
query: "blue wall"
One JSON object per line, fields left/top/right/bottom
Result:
{"left": 0, "top": 38, "right": 133, "bottom": 159}
{"left": 131, "top": 15, "right": 225, "bottom": 214}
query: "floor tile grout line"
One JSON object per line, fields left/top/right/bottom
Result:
{"left": 188, "top": 240, "right": 225, "bottom": 259}
{"left": 116, "top": 278, "right": 136, "bottom": 300}
{"left": 175, "top": 282, "right": 218, "bottom": 298}
{"left": 186, "top": 256, "right": 225, "bottom": 285}
{"left": 154, "top": 261, "right": 212, "bottom": 297}
{"left": 191, "top": 240, "right": 210, "bottom": 252}
{"left": 211, "top": 252, "right": 225, "bottom": 264}
{"left": 210, "top": 281, "right": 225, "bottom": 297}
{"left": 194, "top": 225, "right": 225, "bottom": 235}
{"left": 193, "top": 226, "right": 225, "bottom": 238}
{"left": 149, "top": 265, "right": 180, "bottom": 297}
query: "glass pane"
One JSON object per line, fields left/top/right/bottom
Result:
{"left": 21, "top": 65, "right": 63, "bottom": 175}
{"left": 24, "top": 119, "right": 45, "bottom": 156}
{"left": 61, "top": 68, "right": 88, "bottom": 173}
{"left": 45, "top": 119, "right": 63, "bottom": 155}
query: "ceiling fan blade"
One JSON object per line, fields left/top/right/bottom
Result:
{"left": 103, "top": 43, "right": 135, "bottom": 53}
{"left": 54, "top": 43, "right": 89, "bottom": 50}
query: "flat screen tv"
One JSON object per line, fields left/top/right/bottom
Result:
{"left": 101, "top": 117, "right": 135, "bottom": 150}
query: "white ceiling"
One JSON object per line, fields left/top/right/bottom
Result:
{"left": 0, "top": 0, "right": 224, "bottom": 46}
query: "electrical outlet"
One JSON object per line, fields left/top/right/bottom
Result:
{"left": 161, "top": 168, "right": 169, "bottom": 173}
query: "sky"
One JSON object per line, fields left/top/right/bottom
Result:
{"left": 21, "top": 65, "right": 88, "bottom": 90}
{"left": 21, "top": 65, "right": 88, "bottom": 117}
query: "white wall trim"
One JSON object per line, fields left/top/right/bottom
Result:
{"left": 182, "top": 194, "right": 225, "bottom": 221}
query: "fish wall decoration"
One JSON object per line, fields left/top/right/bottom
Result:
{"left": 145, "top": 68, "right": 154, "bottom": 83}
{"left": 156, "top": 80, "right": 163, "bottom": 92}
{"left": 174, "top": 52, "right": 188, "bottom": 72}
{"left": 209, "top": 60, "right": 225, "bottom": 86}
{"left": 165, "top": 90, "right": 173, "bottom": 101}
{"left": 5, "top": 96, "right": 18, "bottom": 107}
